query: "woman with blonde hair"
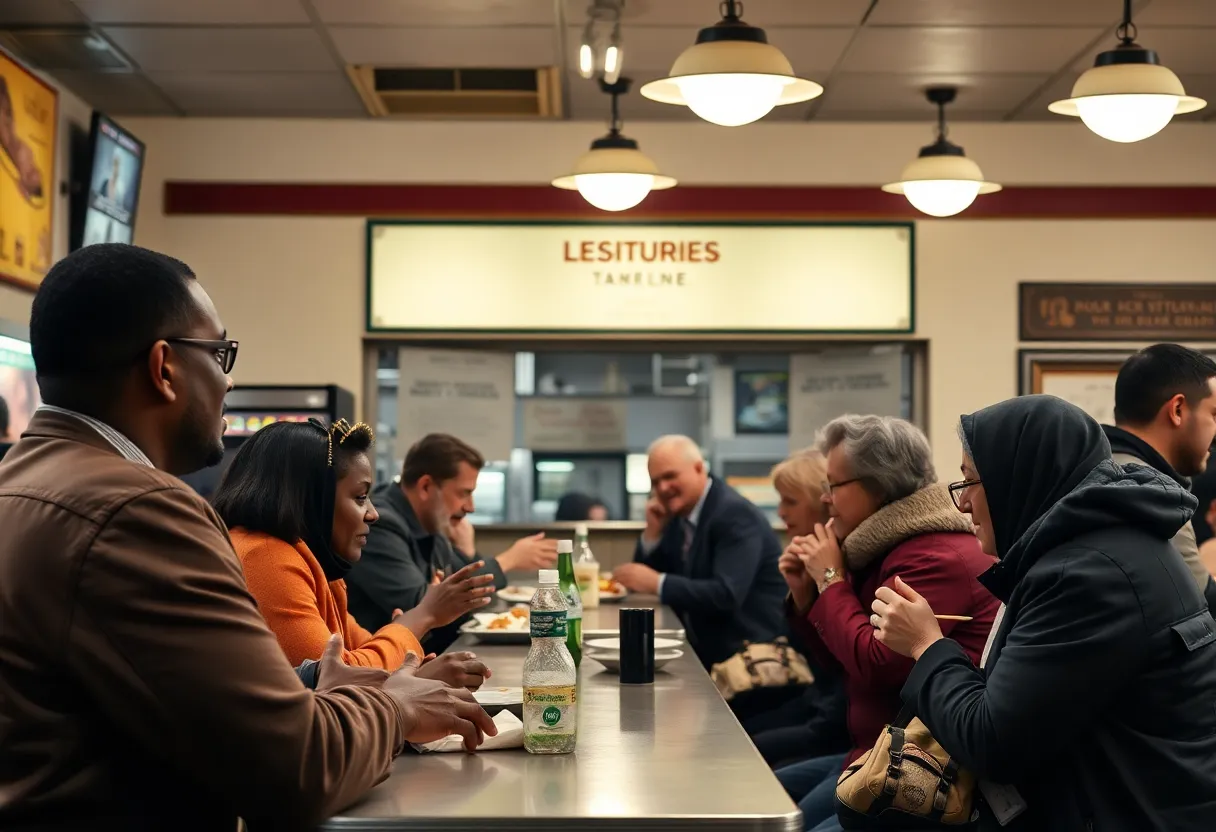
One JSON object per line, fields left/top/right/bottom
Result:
{"left": 741, "top": 449, "right": 850, "bottom": 768}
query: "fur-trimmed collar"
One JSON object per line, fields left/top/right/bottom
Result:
{"left": 842, "top": 484, "right": 974, "bottom": 571}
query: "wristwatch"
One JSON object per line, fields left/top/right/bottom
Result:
{"left": 820, "top": 567, "right": 842, "bottom": 589}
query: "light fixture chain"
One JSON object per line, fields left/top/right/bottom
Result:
{"left": 1115, "top": 0, "right": 1137, "bottom": 44}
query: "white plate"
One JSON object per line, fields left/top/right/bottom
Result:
{"left": 474, "top": 687, "right": 522, "bottom": 706}
{"left": 460, "top": 611, "right": 531, "bottom": 644}
{"left": 498, "top": 586, "right": 536, "bottom": 604}
{"left": 590, "top": 649, "right": 683, "bottom": 674}
{"left": 599, "top": 588, "right": 628, "bottom": 603}
{"left": 585, "top": 636, "right": 684, "bottom": 652}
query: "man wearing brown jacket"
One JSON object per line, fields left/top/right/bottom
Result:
{"left": 0, "top": 244, "right": 494, "bottom": 831}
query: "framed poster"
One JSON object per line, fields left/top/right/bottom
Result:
{"left": 1018, "top": 349, "right": 1216, "bottom": 425}
{"left": 1020, "top": 283, "right": 1216, "bottom": 341}
{"left": 0, "top": 49, "right": 57, "bottom": 290}
{"left": 734, "top": 370, "right": 789, "bottom": 435}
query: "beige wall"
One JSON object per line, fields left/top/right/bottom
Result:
{"left": 0, "top": 60, "right": 92, "bottom": 325}
{"left": 70, "top": 117, "right": 1216, "bottom": 476}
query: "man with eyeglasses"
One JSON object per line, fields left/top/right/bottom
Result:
{"left": 0, "top": 244, "right": 493, "bottom": 831}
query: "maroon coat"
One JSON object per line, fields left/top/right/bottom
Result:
{"left": 790, "top": 485, "right": 1000, "bottom": 765}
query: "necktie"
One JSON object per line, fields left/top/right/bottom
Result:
{"left": 681, "top": 519, "right": 695, "bottom": 564}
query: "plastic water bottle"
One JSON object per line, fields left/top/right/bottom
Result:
{"left": 573, "top": 523, "right": 600, "bottom": 610}
{"left": 556, "top": 539, "right": 583, "bottom": 666}
{"left": 523, "top": 569, "right": 577, "bottom": 754}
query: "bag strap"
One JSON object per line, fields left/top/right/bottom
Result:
{"left": 928, "top": 757, "right": 960, "bottom": 820}
{"left": 881, "top": 723, "right": 906, "bottom": 797}
{"left": 890, "top": 704, "right": 915, "bottom": 730}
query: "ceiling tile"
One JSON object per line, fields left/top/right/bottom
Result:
{"left": 842, "top": 26, "right": 1104, "bottom": 74}
{"left": 569, "top": 24, "right": 853, "bottom": 75}
{"left": 331, "top": 25, "right": 557, "bottom": 67}
{"left": 73, "top": 0, "right": 309, "bottom": 24}
{"left": 49, "top": 69, "right": 178, "bottom": 114}
{"left": 573, "top": 0, "right": 871, "bottom": 27}
{"left": 814, "top": 73, "right": 1050, "bottom": 118}
{"left": 0, "top": 0, "right": 86, "bottom": 25}
{"left": 1069, "top": 25, "right": 1216, "bottom": 74}
{"left": 149, "top": 70, "right": 366, "bottom": 115}
{"left": 101, "top": 26, "right": 337, "bottom": 72}
{"left": 868, "top": 0, "right": 1125, "bottom": 27}
{"left": 1012, "top": 71, "right": 1216, "bottom": 120}
{"left": 315, "top": 0, "right": 556, "bottom": 26}
{"left": 1135, "top": 0, "right": 1216, "bottom": 27}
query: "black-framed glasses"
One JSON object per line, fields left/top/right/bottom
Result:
{"left": 948, "top": 479, "right": 982, "bottom": 510}
{"left": 167, "top": 338, "right": 239, "bottom": 374}
{"left": 822, "top": 477, "right": 863, "bottom": 496}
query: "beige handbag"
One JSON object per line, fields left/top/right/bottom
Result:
{"left": 835, "top": 708, "right": 978, "bottom": 829}
{"left": 709, "top": 638, "right": 813, "bottom": 702}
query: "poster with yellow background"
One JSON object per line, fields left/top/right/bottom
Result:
{"left": 0, "top": 49, "right": 57, "bottom": 291}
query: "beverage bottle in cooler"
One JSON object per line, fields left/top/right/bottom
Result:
{"left": 573, "top": 523, "right": 600, "bottom": 610}
{"left": 556, "top": 539, "right": 583, "bottom": 666}
{"left": 523, "top": 569, "right": 578, "bottom": 754}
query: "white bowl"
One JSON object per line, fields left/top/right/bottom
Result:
{"left": 585, "top": 636, "right": 684, "bottom": 652}
{"left": 590, "top": 649, "right": 683, "bottom": 674}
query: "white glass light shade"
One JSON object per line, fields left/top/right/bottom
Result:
{"left": 640, "top": 40, "right": 822, "bottom": 127}
{"left": 553, "top": 146, "right": 677, "bottom": 212}
{"left": 882, "top": 154, "right": 1001, "bottom": 218}
{"left": 1048, "top": 62, "right": 1206, "bottom": 143}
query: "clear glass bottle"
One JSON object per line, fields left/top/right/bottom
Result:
{"left": 573, "top": 523, "right": 600, "bottom": 610}
{"left": 556, "top": 540, "right": 583, "bottom": 666}
{"left": 523, "top": 569, "right": 577, "bottom": 754}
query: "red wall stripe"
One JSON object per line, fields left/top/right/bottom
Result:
{"left": 162, "top": 182, "right": 1216, "bottom": 220}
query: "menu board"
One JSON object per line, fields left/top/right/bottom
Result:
{"left": 522, "top": 398, "right": 628, "bottom": 452}
{"left": 223, "top": 411, "right": 321, "bottom": 437}
{"left": 0, "top": 50, "right": 57, "bottom": 290}
{"left": 789, "top": 350, "right": 905, "bottom": 452}
{"left": 397, "top": 347, "right": 515, "bottom": 461}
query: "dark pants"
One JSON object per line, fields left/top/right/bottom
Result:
{"left": 775, "top": 752, "right": 848, "bottom": 832}
{"left": 742, "top": 681, "right": 850, "bottom": 769}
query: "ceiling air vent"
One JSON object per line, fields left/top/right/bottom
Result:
{"left": 0, "top": 28, "right": 132, "bottom": 72}
{"left": 346, "top": 66, "right": 562, "bottom": 118}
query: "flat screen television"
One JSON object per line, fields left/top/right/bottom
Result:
{"left": 74, "top": 112, "right": 145, "bottom": 249}
{"left": 0, "top": 318, "right": 39, "bottom": 448}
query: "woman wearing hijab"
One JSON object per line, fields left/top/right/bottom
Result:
{"left": 214, "top": 420, "right": 491, "bottom": 689}
{"left": 873, "top": 395, "right": 1216, "bottom": 831}
{"left": 775, "top": 415, "right": 999, "bottom": 831}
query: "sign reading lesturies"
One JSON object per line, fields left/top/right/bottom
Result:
{"left": 368, "top": 222, "right": 913, "bottom": 334}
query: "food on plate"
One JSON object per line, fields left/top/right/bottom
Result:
{"left": 485, "top": 606, "right": 530, "bottom": 630}
{"left": 598, "top": 576, "right": 625, "bottom": 595}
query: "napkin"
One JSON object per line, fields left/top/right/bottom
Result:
{"left": 412, "top": 709, "right": 524, "bottom": 753}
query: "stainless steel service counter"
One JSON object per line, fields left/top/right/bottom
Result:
{"left": 323, "top": 602, "right": 801, "bottom": 831}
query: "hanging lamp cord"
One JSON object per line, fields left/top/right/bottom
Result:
{"left": 936, "top": 98, "right": 948, "bottom": 142}
{"left": 1115, "top": 0, "right": 1137, "bottom": 45}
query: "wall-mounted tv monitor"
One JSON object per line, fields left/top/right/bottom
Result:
{"left": 0, "top": 318, "right": 39, "bottom": 448}
{"left": 734, "top": 370, "right": 789, "bottom": 435}
{"left": 74, "top": 112, "right": 144, "bottom": 249}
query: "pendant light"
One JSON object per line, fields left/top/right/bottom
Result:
{"left": 552, "top": 78, "right": 676, "bottom": 212}
{"left": 882, "top": 88, "right": 1001, "bottom": 218}
{"left": 1048, "top": 0, "right": 1205, "bottom": 142}
{"left": 640, "top": 0, "right": 822, "bottom": 127}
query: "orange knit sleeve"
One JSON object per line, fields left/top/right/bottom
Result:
{"left": 343, "top": 614, "right": 424, "bottom": 672}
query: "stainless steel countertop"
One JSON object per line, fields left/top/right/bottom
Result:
{"left": 323, "top": 602, "right": 801, "bottom": 831}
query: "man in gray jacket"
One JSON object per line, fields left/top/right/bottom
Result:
{"left": 1102, "top": 343, "right": 1216, "bottom": 611}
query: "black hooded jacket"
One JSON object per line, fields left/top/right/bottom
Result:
{"left": 901, "top": 396, "right": 1216, "bottom": 831}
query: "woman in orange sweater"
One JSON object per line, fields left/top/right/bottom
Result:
{"left": 213, "top": 419, "right": 490, "bottom": 689}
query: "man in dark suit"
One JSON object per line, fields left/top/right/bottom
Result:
{"left": 614, "top": 434, "right": 788, "bottom": 667}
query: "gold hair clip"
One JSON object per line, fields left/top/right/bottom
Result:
{"left": 326, "top": 418, "right": 374, "bottom": 467}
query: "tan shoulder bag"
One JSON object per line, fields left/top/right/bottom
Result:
{"left": 709, "top": 638, "right": 814, "bottom": 702}
{"left": 835, "top": 707, "right": 978, "bottom": 829}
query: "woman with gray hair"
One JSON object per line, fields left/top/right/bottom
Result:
{"left": 773, "top": 414, "right": 999, "bottom": 832}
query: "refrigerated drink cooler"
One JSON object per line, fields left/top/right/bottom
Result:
{"left": 179, "top": 384, "right": 355, "bottom": 498}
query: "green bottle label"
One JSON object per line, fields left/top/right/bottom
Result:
{"left": 530, "top": 610, "right": 567, "bottom": 638}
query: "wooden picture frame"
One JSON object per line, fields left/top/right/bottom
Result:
{"left": 1019, "top": 348, "right": 1216, "bottom": 425}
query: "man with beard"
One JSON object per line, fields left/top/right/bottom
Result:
{"left": 1103, "top": 343, "right": 1216, "bottom": 611}
{"left": 347, "top": 432, "right": 558, "bottom": 652}
{"left": 0, "top": 244, "right": 494, "bottom": 831}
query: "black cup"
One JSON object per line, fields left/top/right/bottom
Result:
{"left": 619, "top": 607, "right": 655, "bottom": 684}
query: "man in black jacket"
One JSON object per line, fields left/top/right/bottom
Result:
{"left": 346, "top": 433, "right": 558, "bottom": 652}
{"left": 1102, "top": 343, "right": 1216, "bottom": 611}
{"left": 614, "top": 434, "right": 787, "bottom": 668}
